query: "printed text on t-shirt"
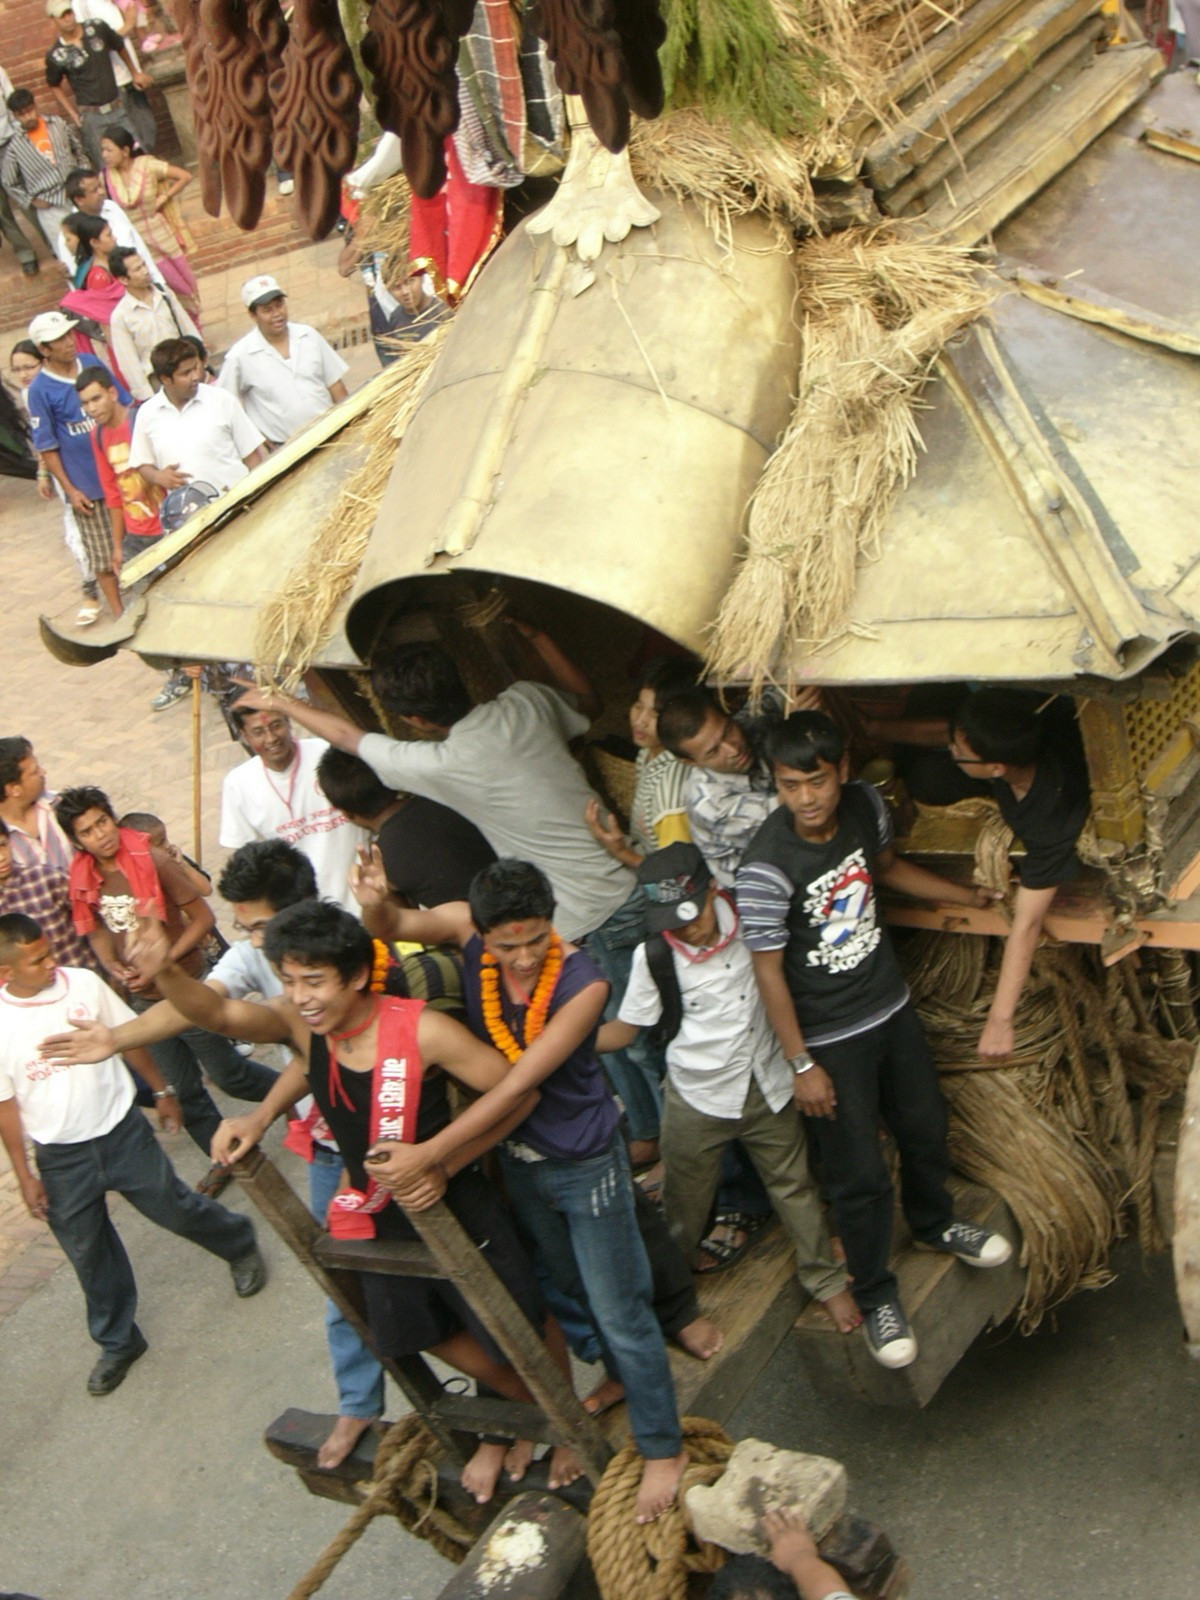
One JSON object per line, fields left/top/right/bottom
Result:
{"left": 802, "top": 849, "right": 881, "bottom": 974}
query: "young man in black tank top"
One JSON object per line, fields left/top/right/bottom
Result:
{"left": 118, "top": 900, "right": 585, "bottom": 1505}
{"left": 737, "top": 713, "right": 1013, "bottom": 1371}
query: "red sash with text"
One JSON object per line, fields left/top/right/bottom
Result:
{"left": 326, "top": 998, "right": 425, "bottom": 1239}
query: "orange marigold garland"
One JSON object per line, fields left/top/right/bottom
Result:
{"left": 369, "top": 939, "right": 391, "bottom": 992}
{"left": 480, "top": 936, "right": 564, "bottom": 1063}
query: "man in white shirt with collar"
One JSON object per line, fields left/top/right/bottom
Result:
{"left": 217, "top": 275, "right": 349, "bottom": 447}
{"left": 54, "top": 164, "right": 160, "bottom": 281}
{"left": 107, "top": 245, "right": 197, "bottom": 401}
{"left": 130, "top": 336, "right": 265, "bottom": 496}
{"left": 218, "top": 705, "right": 368, "bottom": 914}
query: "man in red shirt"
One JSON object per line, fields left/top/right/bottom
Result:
{"left": 76, "top": 363, "right": 162, "bottom": 574}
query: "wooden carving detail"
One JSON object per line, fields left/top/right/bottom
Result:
{"left": 361, "top": 0, "right": 475, "bottom": 200}
{"left": 247, "top": 0, "right": 290, "bottom": 78}
{"left": 176, "top": 0, "right": 222, "bottom": 216}
{"left": 529, "top": 0, "right": 666, "bottom": 153}
{"left": 274, "top": 0, "right": 362, "bottom": 238}
{"left": 191, "top": 0, "right": 273, "bottom": 229}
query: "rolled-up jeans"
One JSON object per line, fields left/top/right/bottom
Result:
{"left": 584, "top": 888, "right": 665, "bottom": 1142}
{"left": 499, "top": 1138, "right": 682, "bottom": 1460}
{"left": 309, "top": 1145, "right": 386, "bottom": 1419}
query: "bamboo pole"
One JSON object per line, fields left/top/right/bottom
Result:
{"left": 191, "top": 670, "right": 202, "bottom": 866}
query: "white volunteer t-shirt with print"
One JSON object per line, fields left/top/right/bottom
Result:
{"left": 0, "top": 967, "right": 137, "bottom": 1145}
{"left": 219, "top": 738, "right": 369, "bottom": 913}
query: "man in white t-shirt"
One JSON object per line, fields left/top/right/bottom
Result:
{"left": 219, "top": 706, "right": 368, "bottom": 913}
{"left": 0, "top": 912, "right": 265, "bottom": 1397}
{"left": 130, "top": 337, "right": 266, "bottom": 497}
{"left": 217, "top": 276, "right": 349, "bottom": 447}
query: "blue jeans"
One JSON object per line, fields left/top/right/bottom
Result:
{"left": 36, "top": 1105, "right": 256, "bottom": 1355}
{"left": 585, "top": 890, "right": 665, "bottom": 1142}
{"left": 499, "top": 1139, "right": 682, "bottom": 1459}
{"left": 309, "top": 1146, "right": 386, "bottom": 1419}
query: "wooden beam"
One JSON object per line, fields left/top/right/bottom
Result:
{"left": 889, "top": 0, "right": 1038, "bottom": 105}
{"left": 230, "top": 1149, "right": 471, "bottom": 1468}
{"left": 994, "top": 258, "right": 1200, "bottom": 357}
{"left": 919, "top": 43, "right": 1165, "bottom": 245}
{"left": 403, "top": 1200, "right": 613, "bottom": 1486}
{"left": 312, "top": 1235, "right": 442, "bottom": 1278}
{"left": 432, "top": 1494, "right": 589, "bottom": 1600}
{"left": 1143, "top": 126, "right": 1200, "bottom": 164}
{"left": 882, "top": 18, "right": 1106, "bottom": 213}
{"left": 883, "top": 897, "right": 1200, "bottom": 950}
{"left": 866, "top": 0, "right": 1104, "bottom": 192}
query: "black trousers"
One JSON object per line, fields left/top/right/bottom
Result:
{"left": 805, "top": 1002, "right": 954, "bottom": 1313}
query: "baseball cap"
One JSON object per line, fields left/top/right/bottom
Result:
{"left": 28, "top": 310, "right": 79, "bottom": 345}
{"left": 636, "top": 843, "right": 713, "bottom": 934}
{"left": 46, "top": 0, "right": 75, "bottom": 17}
{"left": 241, "top": 274, "right": 285, "bottom": 310}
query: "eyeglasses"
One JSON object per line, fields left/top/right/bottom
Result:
{"left": 947, "top": 744, "right": 989, "bottom": 768}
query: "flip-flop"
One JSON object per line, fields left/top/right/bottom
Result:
{"left": 695, "top": 1223, "right": 752, "bottom": 1274}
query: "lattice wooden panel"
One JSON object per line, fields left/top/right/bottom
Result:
{"left": 1123, "top": 661, "right": 1200, "bottom": 777}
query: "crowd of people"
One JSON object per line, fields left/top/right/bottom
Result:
{"left": 0, "top": 611, "right": 1096, "bottom": 1529}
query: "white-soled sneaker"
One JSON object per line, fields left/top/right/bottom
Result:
{"left": 863, "top": 1300, "right": 917, "bottom": 1369}
{"left": 928, "top": 1220, "right": 1013, "bottom": 1268}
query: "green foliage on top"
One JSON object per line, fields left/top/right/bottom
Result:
{"left": 660, "top": 0, "right": 831, "bottom": 137}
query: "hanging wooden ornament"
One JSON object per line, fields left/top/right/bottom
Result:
{"left": 190, "top": 0, "right": 274, "bottom": 228}
{"left": 274, "top": 0, "right": 362, "bottom": 238}
{"left": 361, "top": 0, "right": 476, "bottom": 200}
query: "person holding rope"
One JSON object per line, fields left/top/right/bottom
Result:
{"left": 350, "top": 854, "right": 695, "bottom": 1524}
{"left": 110, "top": 897, "right": 587, "bottom": 1506}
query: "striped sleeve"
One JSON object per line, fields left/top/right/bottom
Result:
{"left": 735, "top": 860, "right": 795, "bottom": 952}
{"left": 859, "top": 781, "right": 894, "bottom": 851}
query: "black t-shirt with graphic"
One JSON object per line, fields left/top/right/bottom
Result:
{"left": 45, "top": 22, "right": 124, "bottom": 108}
{"left": 737, "top": 781, "right": 909, "bottom": 1048}
{"left": 992, "top": 748, "right": 1090, "bottom": 891}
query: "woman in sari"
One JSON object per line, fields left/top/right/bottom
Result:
{"left": 99, "top": 125, "right": 199, "bottom": 319}
{"left": 59, "top": 214, "right": 131, "bottom": 388}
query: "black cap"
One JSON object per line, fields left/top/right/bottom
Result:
{"left": 636, "top": 842, "right": 713, "bottom": 934}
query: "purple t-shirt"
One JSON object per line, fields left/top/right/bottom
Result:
{"left": 463, "top": 935, "right": 619, "bottom": 1160}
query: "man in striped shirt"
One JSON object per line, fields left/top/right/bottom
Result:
{"left": 737, "top": 711, "right": 1011, "bottom": 1373}
{"left": 1, "top": 86, "right": 87, "bottom": 249}
{"left": 0, "top": 816, "right": 99, "bottom": 972}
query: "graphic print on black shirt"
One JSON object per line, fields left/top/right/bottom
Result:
{"left": 801, "top": 845, "right": 883, "bottom": 976}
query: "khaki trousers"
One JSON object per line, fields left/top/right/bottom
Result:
{"left": 660, "top": 1074, "right": 848, "bottom": 1302}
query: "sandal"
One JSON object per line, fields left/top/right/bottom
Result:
{"left": 74, "top": 601, "right": 102, "bottom": 627}
{"left": 695, "top": 1210, "right": 773, "bottom": 1275}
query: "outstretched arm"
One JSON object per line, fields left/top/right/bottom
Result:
{"left": 978, "top": 883, "right": 1057, "bottom": 1058}
{"left": 129, "top": 921, "right": 297, "bottom": 1047}
{"left": 211, "top": 1055, "right": 311, "bottom": 1165}
{"left": 350, "top": 844, "right": 474, "bottom": 946}
{"left": 877, "top": 847, "right": 997, "bottom": 909}
{"left": 232, "top": 681, "right": 365, "bottom": 754}
{"left": 513, "top": 622, "right": 601, "bottom": 720}
{"left": 762, "top": 1510, "right": 853, "bottom": 1600}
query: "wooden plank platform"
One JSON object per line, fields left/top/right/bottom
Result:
{"left": 793, "top": 1179, "right": 1023, "bottom": 1408}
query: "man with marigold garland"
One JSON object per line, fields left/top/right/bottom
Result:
{"left": 350, "top": 849, "right": 711, "bottom": 1526}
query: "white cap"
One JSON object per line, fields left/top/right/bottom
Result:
{"left": 46, "top": 0, "right": 75, "bottom": 17}
{"left": 29, "top": 310, "right": 79, "bottom": 345}
{"left": 241, "top": 274, "right": 285, "bottom": 310}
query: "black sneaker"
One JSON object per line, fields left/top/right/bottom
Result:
{"left": 230, "top": 1244, "right": 267, "bottom": 1297}
{"left": 925, "top": 1220, "right": 1013, "bottom": 1268}
{"left": 863, "top": 1300, "right": 917, "bottom": 1369}
{"left": 87, "top": 1329, "right": 148, "bottom": 1395}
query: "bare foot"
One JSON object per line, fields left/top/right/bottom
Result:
{"left": 316, "top": 1414, "right": 377, "bottom": 1470}
{"left": 674, "top": 1316, "right": 724, "bottom": 1360}
{"left": 819, "top": 1287, "right": 863, "bottom": 1334}
{"left": 628, "top": 1138, "right": 660, "bottom": 1169}
{"left": 635, "top": 1450, "right": 689, "bottom": 1523}
{"left": 461, "top": 1440, "right": 508, "bottom": 1504}
{"left": 583, "top": 1374, "right": 626, "bottom": 1416}
{"left": 504, "top": 1438, "right": 535, "bottom": 1481}
{"left": 549, "top": 1444, "right": 586, "bottom": 1488}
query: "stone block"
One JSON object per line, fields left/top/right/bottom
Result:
{"left": 684, "top": 1438, "right": 848, "bottom": 1555}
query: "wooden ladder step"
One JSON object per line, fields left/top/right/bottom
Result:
{"left": 792, "top": 1180, "right": 1023, "bottom": 1408}
{"left": 432, "top": 1395, "right": 558, "bottom": 1444}
{"left": 312, "top": 1233, "right": 443, "bottom": 1278}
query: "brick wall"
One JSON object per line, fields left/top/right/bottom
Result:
{"left": 1, "top": 0, "right": 318, "bottom": 332}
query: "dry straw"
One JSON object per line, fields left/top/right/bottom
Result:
{"left": 706, "top": 227, "right": 992, "bottom": 692}
{"left": 253, "top": 325, "right": 450, "bottom": 688}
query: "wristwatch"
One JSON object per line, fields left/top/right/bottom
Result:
{"left": 152, "top": 1086, "right": 178, "bottom": 1099}
{"left": 789, "top": 1051, "right": 816, "bottom": 1076}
